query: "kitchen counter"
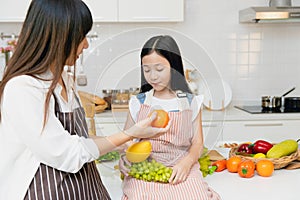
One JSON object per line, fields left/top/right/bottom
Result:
{"left": 95, "top": 105, "right": 300, "bottom": 124}
{"left": 94, "top": 106, "right": 300, "bottom": 199}
{"left": 96, "top": 156, "right": 300, "bottom": 200}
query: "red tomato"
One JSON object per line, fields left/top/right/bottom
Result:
{"left": 237, "top": 160, "right": 255, "bottom": 178}
{"left": 212, "top": 160, "right": 227, "bottom": 172}
{"left": 150, "top": 110, "right": 169, "bottom": 128}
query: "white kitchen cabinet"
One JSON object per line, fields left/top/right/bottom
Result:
{"left": 0, "top": 0, "right": 184, "bottom": 23}
{"left": 83, "top": 0, "right": 118, "bottom": 22}
{"left": 118, "top": 0, "right": 184, "bottom": 22}
{"left": 0, "top": 0, "right": 31, "bottom": 22}
{"left": 96, "top": 122, "right": 125, "bottom": 136}
{"left": 221, "top": 120, "right": 300, "bottom": 143}
{"left": 202, "top": 121, "right": 224, "bottom": 149}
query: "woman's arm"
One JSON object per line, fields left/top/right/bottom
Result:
{"left": 91, "top": 112, "right": 170, "bottom": 155}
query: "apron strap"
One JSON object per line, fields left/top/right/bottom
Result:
{"left": 140, "top": 89, "right": 193, "bottom": 111}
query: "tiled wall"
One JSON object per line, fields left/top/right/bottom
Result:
{"left": 1, "top": 0, "right": 300, "bottom": 105}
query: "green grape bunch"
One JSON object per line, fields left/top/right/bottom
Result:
{"left": 198, "top": 148, "right": 216, "bottom": 177}
{"left": 128, "top": 159, "right": 173, "bottom": 183}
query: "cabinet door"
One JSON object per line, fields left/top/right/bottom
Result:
{"left": 222, "top": 120, "right": 300, "bottom": 143}
{"left": 96, "top": 123, "right": 125, "bottom": 136}
{"left": 83, "top": 0, "right": 118, "bottom": 22}
{"left": 118, "top": 0, "right": 184, "bottom": 22}
{"left": 202, "top": 122, "right": 223, "bottom": 149}
{"left": 0, "top": 0, "right": 31, "bottom": 22}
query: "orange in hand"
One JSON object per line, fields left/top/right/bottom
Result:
{"left": 256, "top": 160, "right": 274, "bottom": 177}
{"left": 149, "top": 109, "right": 169, "bottom": 128}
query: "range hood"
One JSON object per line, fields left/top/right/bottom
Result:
{"left": 239, "top": 6, "right": 300, "bottom": 23}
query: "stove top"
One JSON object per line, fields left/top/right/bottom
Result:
{"left": 234, "top": 105, "right": 300, "bottom": 114}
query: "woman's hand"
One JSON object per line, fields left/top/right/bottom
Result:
{"left": 125, "top": 112, "right": 171, "bottom": 138}
{"left": 169, "top": 156, "right": 194, "bottom": 184}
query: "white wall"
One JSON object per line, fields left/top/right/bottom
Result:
{"left": 1, "top": 0, "right": 300, "bottom": 105}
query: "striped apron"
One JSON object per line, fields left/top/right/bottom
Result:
{"left": 24, "top": 94, "right": 111, "bottom": 200}
{"left": 122, "top": 91, "right": 221, "bottom": 200}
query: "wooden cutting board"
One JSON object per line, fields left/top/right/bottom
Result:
{"left": 208, "top": 150, "right": 225, "bottom": 161}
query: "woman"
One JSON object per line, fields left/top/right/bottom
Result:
{"left": 0, "top": 1, "right": 170, "bottom": 199}
{"left": 120, "top": 35, "right": 220, "bottom": 199}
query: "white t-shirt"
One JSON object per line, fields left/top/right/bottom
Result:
{"left": 0, "top": 70, "right": 99, "bottom": 199}
{"left": 129, "top": 91, "right": 204, "bottom": 122}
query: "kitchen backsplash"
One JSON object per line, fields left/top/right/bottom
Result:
{"left": 1, "top": 0, "right": 300, "bottom": 104}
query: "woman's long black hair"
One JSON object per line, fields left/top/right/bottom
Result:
{"left": 140, "top": 35, "right": 191, "bottom": 94}
{"left": 0, "top": 0, "right": 93, "bottom": 124}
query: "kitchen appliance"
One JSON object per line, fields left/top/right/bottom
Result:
{"left": 235, "top": 105, "right": 300, "bottom": 114}
{"left": 284, "top": 97, "right": 300, "bottom": 111}
{"left": 261, "top": 87, "right": 295, "bottom": 109}
{"left": 77, "top": 53, "right": 87, "bottom": 86}
{"left": 239, "top": 0, "right": 300, "bottom": 23}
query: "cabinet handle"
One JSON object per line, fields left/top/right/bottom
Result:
{"left": 131, "top": 16, "right": 170, "bottom": 20}
{"left": 202, "top": 124, "right": 219, "bottom": 128}
{"left": 244, "top": 123, "right": 283, "bottom": 127}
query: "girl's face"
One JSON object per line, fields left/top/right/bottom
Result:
{"left": 142, "top": 51, "right": 171, "bottom": 92}
{"left": 65, "top": 37, "right": 89, "bottom": 66}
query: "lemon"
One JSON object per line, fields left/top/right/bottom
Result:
{"left": 127, "top": 141, "right": 152, "bottom": 153}
{"left": 126, "top": 141, "right": 152, "bottom": 163}
{"left": 253, "top": 153, "right": 266, "bottom": 158}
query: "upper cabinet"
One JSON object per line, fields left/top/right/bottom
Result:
{"left": 83, "top": 0, "right": 118, "bottom": 22}
{"left": 118, "top": 0, "right": 184, "bottom": 22}
{"left": 0, "top": 0, "right": 31, "bottom": 22}
{"left": 0, "top": 0, "right": 184, "bottom": 23}
{"left": 84, "top": 0, "right": 184, "bottom": 22}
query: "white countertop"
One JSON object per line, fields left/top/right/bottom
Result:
{"left": 96, "top": 153, "right": 300, "bottom": 200}
{"left": 95, "top": 105, "right": 300, "bottom": 199}
{"left": 95, "top": 105, "right": 300, "bottom": 124}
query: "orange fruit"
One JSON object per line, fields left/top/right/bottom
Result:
{"left": 256, "top": 160, "right": 274, "bottom": 177}
{"left": 226, "top": 156, "right": 242, "bottom": 173}
{"left": 149, "top": 109, "right": 169, "bottom": 128}
{"left": 237, "top": 160, "right": 255, "bottom": 178}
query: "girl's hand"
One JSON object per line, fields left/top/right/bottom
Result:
{"left": 169, "top": 156, "right": 194, "bottom": 184}
{"left": 125, "top": 112, "right": 171, "bottom": 138}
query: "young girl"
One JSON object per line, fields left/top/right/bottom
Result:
{"left": 120, "top": 35, "right": 220, "bottom": 199}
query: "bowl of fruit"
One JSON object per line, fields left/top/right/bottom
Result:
{"left": 229, "top": 139, "right": 299, "bottom": 169}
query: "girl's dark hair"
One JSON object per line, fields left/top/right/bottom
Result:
{"left": 0, "top": 0, "right": 93, "bottom": 124}
{"left": 140, "top": 35, "right": 191, "bottom": 94}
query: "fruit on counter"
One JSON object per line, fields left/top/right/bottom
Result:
{"left": 198, "top": 153, "right": 213, "bottom": 177}
{"left": 253, "top": 153, "right": 266, "bottom": 158}
{"left": 256, "top": 160, "right": 274, "bottom": 177}
{"left": 226, "top": 156, "right": 242, "bottom": 173}
{"left": 96, "top": 151, "right": 120, "bottom": 162}
{"left": 212, "top": 160, "right": 227, "bottom": 172}
{"left": 249, "top": 140, "right": 273, "bottom": 154}
{"left": 149, "top": 109, "right": 169, "bottom": 128}
{"left": 237, "top": 160, "right": 255, "bottom": 178}
{"left": 237, "top": 143, "right": 253, "bottom": 154}
{"left": 266, "top": 139, "right": 299, "bottom": 158}
{"left": 128, "top": 159, "right": 173, "bottom": 183}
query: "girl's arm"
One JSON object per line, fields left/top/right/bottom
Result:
{"left": 185, "top": 110, "right": 204, "bottom": 164}
{"left": 169, "top": 110, "right": 204, "bottom": 184}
